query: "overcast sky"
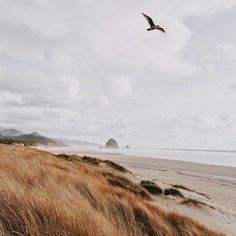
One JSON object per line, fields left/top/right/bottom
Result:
{"left": 1, "top": 0, "right": 236, "bottom": 148}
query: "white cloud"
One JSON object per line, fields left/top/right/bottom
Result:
{"left": 0, "top": 91, "right": 23, "bottom": 105}
{"left": 102, "top": 76, "right": 134, "bottom": 102}
{"left": 1, "top": 0, "right": 236, "bottom": 147}
{"left": 216, "top": 42, "right": 236, "bottom": 61}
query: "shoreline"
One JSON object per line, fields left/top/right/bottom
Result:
{"left": 38, "top": 147, "right": 236, "bottom": 178}
{"left": 124, "top": 153, "right": 236, "bottom": 168}
{"left": 36, "top": 146, "right": 236, "bottom": 168}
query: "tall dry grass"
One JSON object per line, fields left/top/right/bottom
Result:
{"left": 0, "top": 144, "right": 223, "bottom": 236}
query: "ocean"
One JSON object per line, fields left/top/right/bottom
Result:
{"left": 49, "top": 147, "right": 236, "bottom": 167}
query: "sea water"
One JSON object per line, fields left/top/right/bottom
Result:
{"left": 50, "top": 147, "right": 236, "bottom": 167}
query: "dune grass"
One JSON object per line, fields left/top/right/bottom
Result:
{"left": 181, "top": 198, "right": 215, "bottom": 210}
{"left": 171, "top": 184, "right": 211, "bottom": 199}
{"left": 102, "top": 160, "right": 130, "bottom": 173}
{"left": 164, "top": 188, "right": 184, "bottom": 198}
{"left": 140, "top": 180, "right": 163, "bottom": 195}
{"left": 57, "top": 153, "right": 130, "bottom": 173}
{"left": 0, "top": 144, "right": 223, "bottom": 236}
{"left": 103, "top": 172, "right": 151, "bottom": 200}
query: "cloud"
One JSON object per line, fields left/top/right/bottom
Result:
{"left": 1, "top": 0, "right": 236, "bottom": 147}
{"left": 229, "top": 84, "right": 236, "bottom": 92}
{"left": 0, "top": 91, "right": 23, "bottom": 106}
{"left": 216, "top": 42, "right": 236, "bottom": 61}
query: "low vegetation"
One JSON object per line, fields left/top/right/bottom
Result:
{"left": 57, "top": 153, "right": 130, "bottom": 174}
{"left": 103, "top": 172, "right": 151, "bottom": 200}
{"left": 172, "top": 184, "right": 192, "bottom": 191}
{"left": 82, "top": 155, "right": 101, "bottom": 165}
{"left": 164, "top": 188, "right": 184, "bottom": 198}
{"left": 181, "top": 198, "right": 215, "bottom": 210}
{"left": 102, "top": 160, "right": 130, "bottom": 173}
{"left": 172, "top": 184, "right": 211, "bottom": 199}
{"left": 140, "top": 180, "right": 163, "bottom": 195}
{"left": 0, "top": 144, "right": 223, "bottom": 236}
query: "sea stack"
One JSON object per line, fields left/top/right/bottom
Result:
{"left": 105, "top": 138, "right": 119, "bottom": 149}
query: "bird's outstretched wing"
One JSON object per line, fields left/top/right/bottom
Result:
{"left": 158, "top": 27, "right": 166, "bottom": 33}
{"left": 142, "top": 13, "right": 155, "bottom": 27}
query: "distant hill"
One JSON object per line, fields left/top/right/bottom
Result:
{"left": 0, "top": 127, "right": 99, "bottom": 147}
{"left": 0, "top": 128, "right": 24, "bottom": 137}
{"left": 29, "top": 132, "right": 43, "bottom": 137}
{"left": 0, "top": 132, "right": 64, "bottom": 146}
{"left": 57, "top": 138, "right": 100, "bottom": 147}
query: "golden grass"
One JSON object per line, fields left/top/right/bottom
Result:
{"left": 0, "top": 144, "right": 223, "bottom": 236}
{"left": 56, "top": 154, "right": 130, "bottom": 174}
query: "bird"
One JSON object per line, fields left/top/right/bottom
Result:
{"left": 142, "top": 12, "right": 166, "bottom": 33}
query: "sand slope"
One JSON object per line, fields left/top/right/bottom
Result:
{"left": 42, "top": 148, "right": 236, "bottom": 235}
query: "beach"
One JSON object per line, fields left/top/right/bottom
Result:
{"left": 39, "top": 147, "right": 236, "bottom": 235}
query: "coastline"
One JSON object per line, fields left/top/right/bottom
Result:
{"left": 37, "top": 146, "right": 236, "bottom": 168}
{"left": 38, "top": 147, "right": 236, "bottom": 178}
{"left": 38, "top": 146, "right": 236, "bottom": 235}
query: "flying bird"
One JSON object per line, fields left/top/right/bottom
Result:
{"left": 142, "top": 13, "right": 166, "bottom": 33}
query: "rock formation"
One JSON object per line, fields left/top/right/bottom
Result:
{"left": 105, "top": 138, "right": 118, "bottom": 149}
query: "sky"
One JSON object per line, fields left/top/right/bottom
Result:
{"left": 1, "top": 0, "right": 236, "bottom": 149}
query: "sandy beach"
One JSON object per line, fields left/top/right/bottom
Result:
{"left": 39, "top": 147, "right": 236, "bottom": 235}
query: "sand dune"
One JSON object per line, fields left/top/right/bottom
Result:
{"left": 0, "top": 144, "right": 225, "bottom": 235}
{"left": 41, "top": 147, "right": 236, "bottom": 235}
